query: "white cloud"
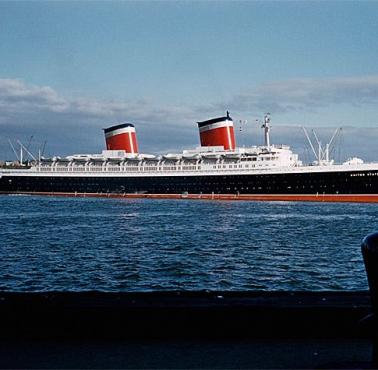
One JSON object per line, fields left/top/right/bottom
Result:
{"left": 0, "top": 79, "right": 69, "bottom": 113}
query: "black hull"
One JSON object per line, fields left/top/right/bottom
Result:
{"left": 1, "top": 169, "right": 378, "bottom": 197}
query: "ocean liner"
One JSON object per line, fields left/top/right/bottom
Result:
{"left": 1, "top": 112, "right": 378, "bottom": 202}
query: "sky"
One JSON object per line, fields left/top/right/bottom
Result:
{"left": 0, "top": 0, "right": 378, "bottom": 161}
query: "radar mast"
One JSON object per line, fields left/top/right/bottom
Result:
{"left": 262, "top": 113, "right": 271, "bottom": 148}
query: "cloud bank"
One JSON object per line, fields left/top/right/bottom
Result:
{"left": 0, "top": 76, "right": 378, "bottom": 161}
{"left": 223, "top": 76, "right": 378, "bottom": 114}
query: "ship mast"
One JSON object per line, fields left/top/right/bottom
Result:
{"left": 262, "top": 113, "right": 271, "bottom": 148}
{"left": 302, "top": 127, "right": 342, "bottom": 165}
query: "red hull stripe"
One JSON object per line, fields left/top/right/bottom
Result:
{"left": 2, "top": 191, "right": 378, "bottom": 203}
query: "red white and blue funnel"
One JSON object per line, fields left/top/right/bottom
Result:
{"left": 197, "top": 111, "right": 236, "bottom": 151}
{"left": 104, "top": 123, "right": 139, "bottom": 154}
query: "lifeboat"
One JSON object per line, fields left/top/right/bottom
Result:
{"left": 224, "top": 153, "right": 241, "bottom": 159}
{"left": 163, "top": 154, "right": 182, "bottom": 160}
{"left": 182, "top": 153, "right": 201, "bottom": 160}
{"left": 202, "top": 153, "right": 223, "bottom": 160}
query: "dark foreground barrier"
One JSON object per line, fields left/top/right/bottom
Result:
{"left": 0, "top": 290, "right": 372, "bottom": 341}
{"left": 0, "top": 290, "right": 374, "bottom": 369}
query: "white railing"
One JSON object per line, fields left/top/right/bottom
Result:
{"left": 3, "top": 161, "right": 378, "bottom": 177}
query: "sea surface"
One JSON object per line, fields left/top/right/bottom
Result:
{"left": 0, "top": 195, "right": 377, "bottom": 292}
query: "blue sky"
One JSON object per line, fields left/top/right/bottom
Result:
{"left": 0, "top": 1, "right": 378, "bottom": 161}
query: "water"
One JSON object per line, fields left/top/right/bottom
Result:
{"left": 0, "top": 195, "right": 376, "bottom": 292}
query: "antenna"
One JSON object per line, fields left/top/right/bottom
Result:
{"left": 24, "top": 135, "right": 34, "bottom": 161}
{"left": 326, "top": 128, "right": 341, "bottom": 162}
{"left": 312, "top": 130, "right": 322, "bottom": 162}
{"left": 17, "top": 140, "right": 37, "bottom": 162}
{"left": 330, "top": 128, "right": 343, "bottom": 162}
{"left": 302, "top": 127, "right": 318, "bottom": 160}
{"left": 8, "top": 139, "right": 20, "bottom": 161}
{"left": 41, "top": 140, "right": 47, "bottom": 157}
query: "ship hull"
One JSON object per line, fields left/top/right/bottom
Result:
{"left": 1, "top": 168, "right": 378, "bottom": 202}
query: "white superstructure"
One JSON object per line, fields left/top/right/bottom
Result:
{"left": 2, "top": 113, "right": 378, "bottom": 179}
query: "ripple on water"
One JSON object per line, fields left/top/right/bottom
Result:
{"left": 0, "top": 196, "right": 376, "bottom": 291}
